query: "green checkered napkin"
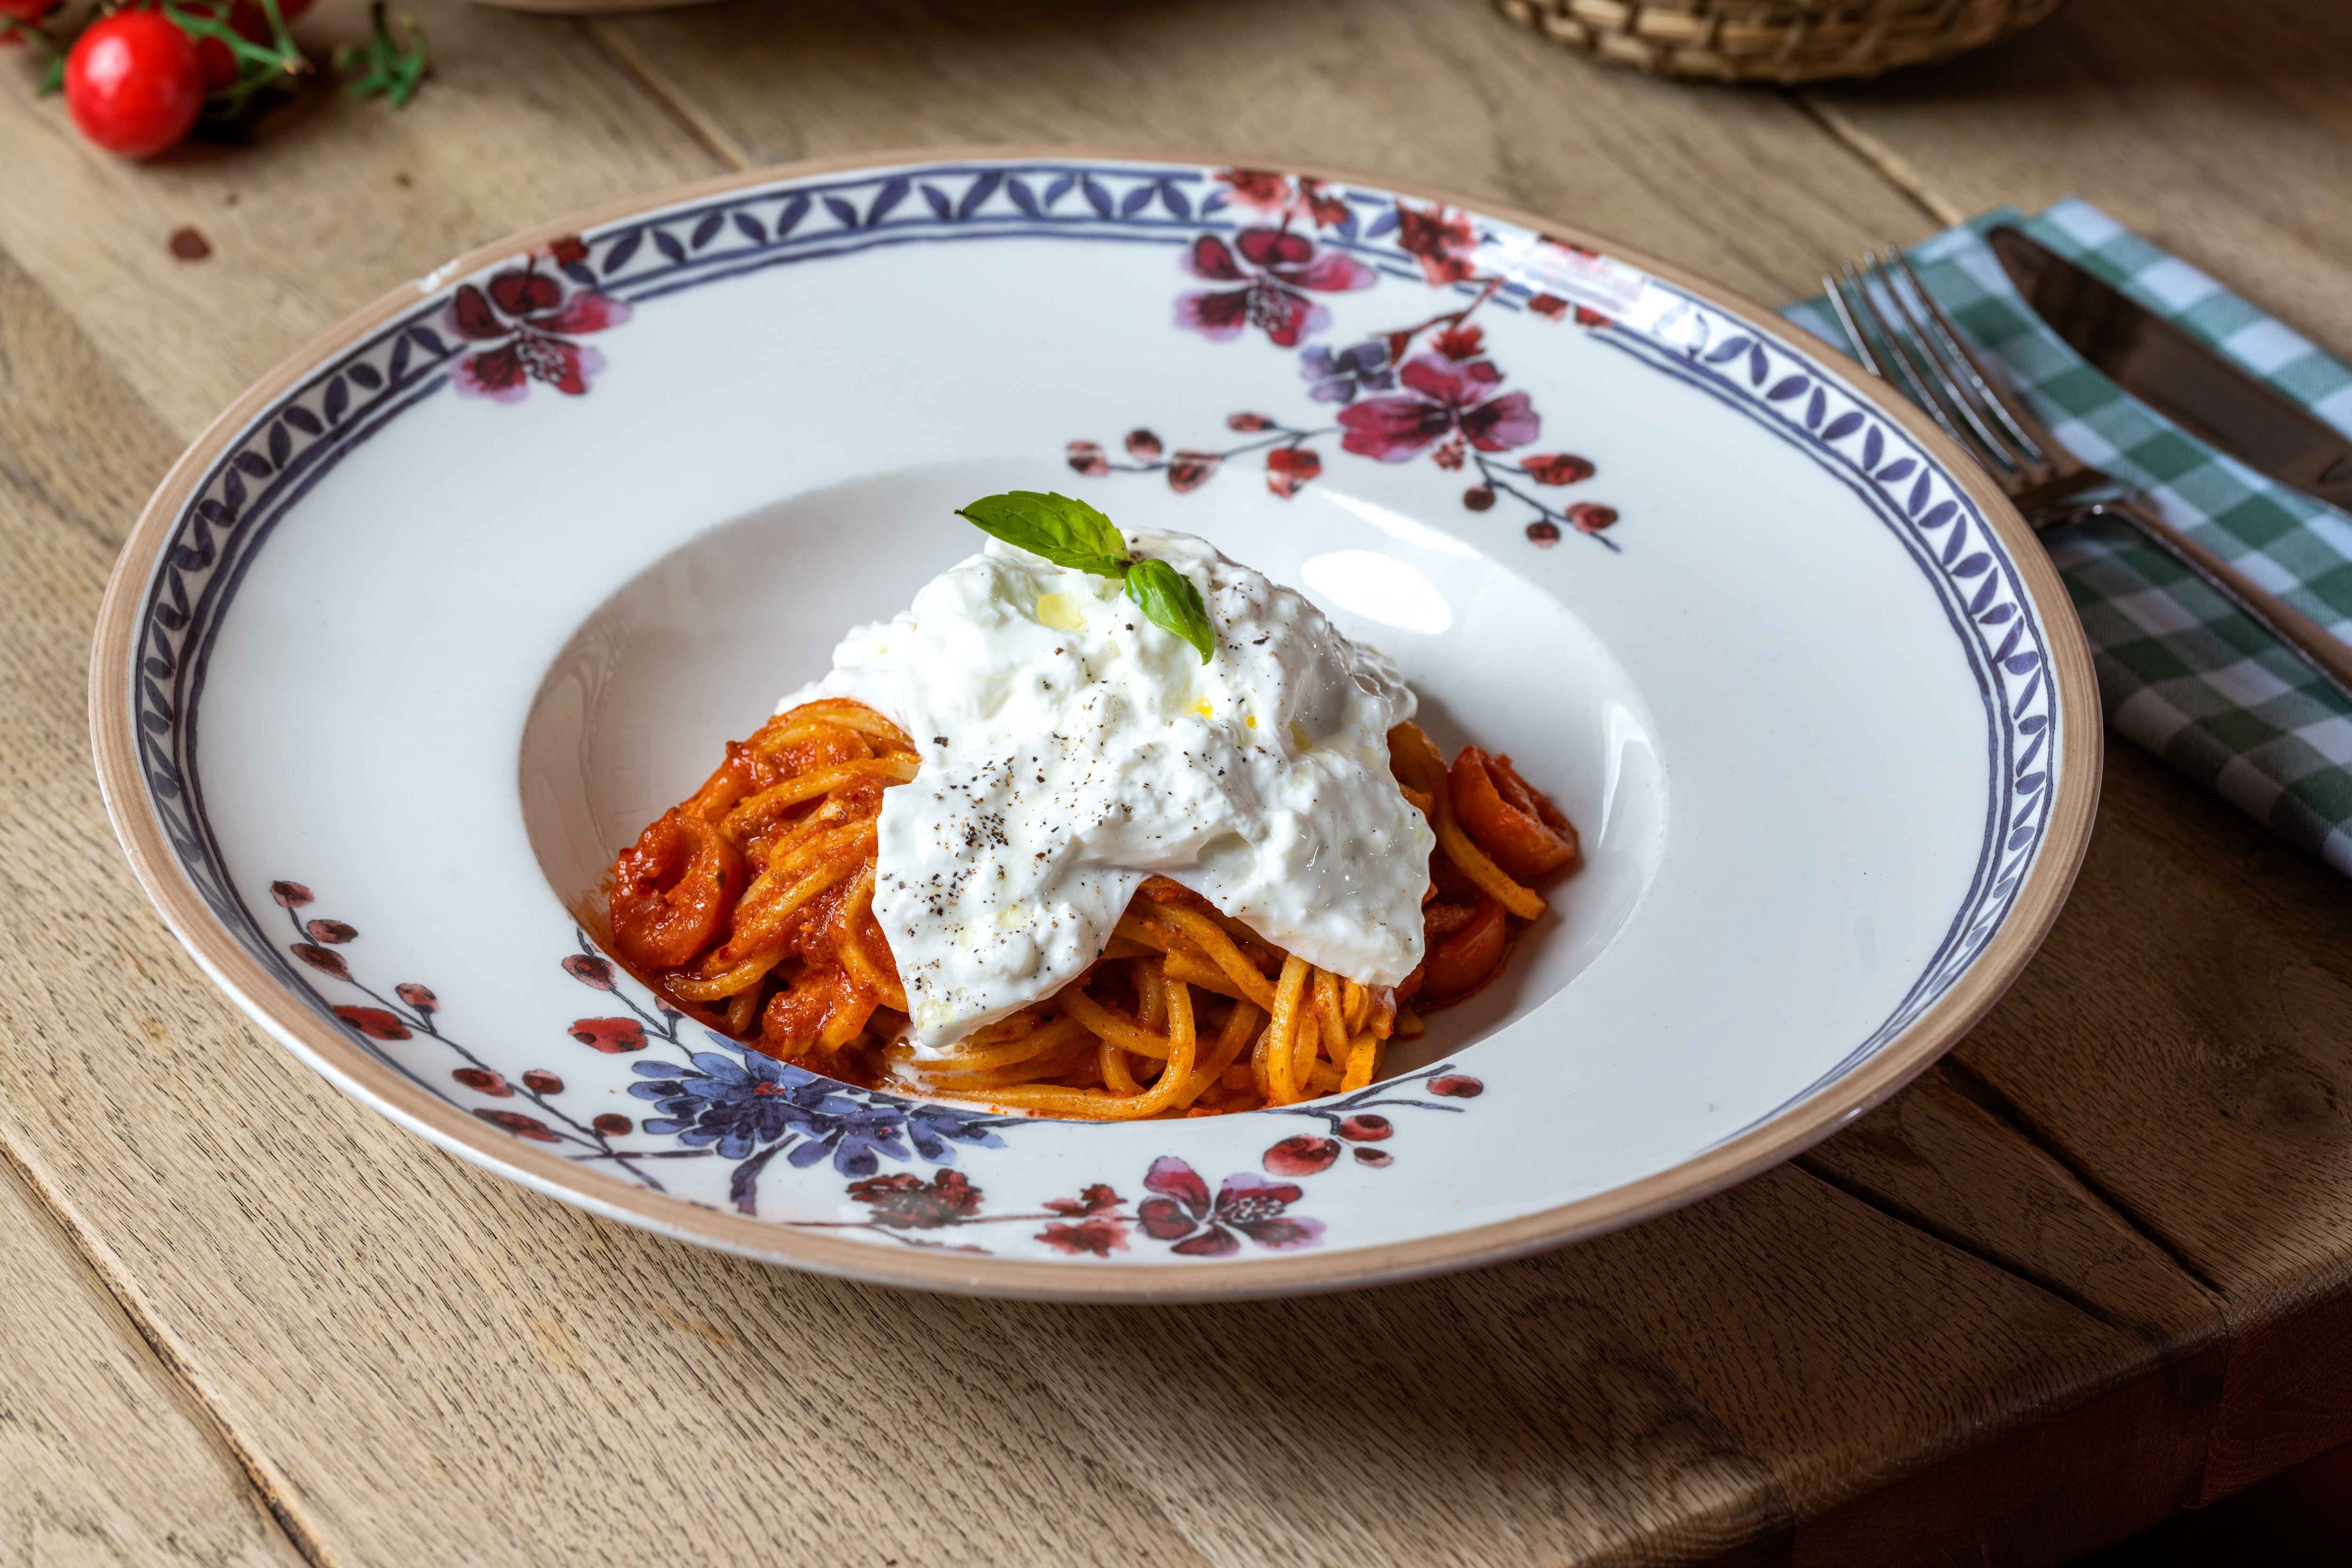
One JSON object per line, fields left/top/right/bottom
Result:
{"left": 1785, "top": 200, "right": 2352, "bottom": 876}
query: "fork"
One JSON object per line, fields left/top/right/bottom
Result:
{"left": 1824, "top": 249, "right": 2352, "bottom": 707}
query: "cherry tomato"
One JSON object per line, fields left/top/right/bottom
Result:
{"left": 610, "top": 809, "right": 743, "bottom": 971}
{"left": 0, "top": 0, "right": 62, "bottom": 29}
{"left": 65, "top": 9, "right": 204, "bottom": 159}
{"left": 1449, "top": 745, "right": 1578, "bottom": 881}
{"left": 181, "top": 0, "right": 312, "bottom": 95}
{"left": 1421, "top": 896, "right": 1506, "bottom": 1002}
{"left": 178, "top": 1, "right": 240, "bottom": 91}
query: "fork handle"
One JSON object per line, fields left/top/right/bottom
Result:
{"left": 2073, "top": 498, "right": 2352, "bottom": 707}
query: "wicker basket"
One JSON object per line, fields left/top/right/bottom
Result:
{"left": 1492, "top": 0, "right": 2065, "bottom": 83}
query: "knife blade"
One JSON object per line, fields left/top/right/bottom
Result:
{"left": 1989, "top": 225, "right": 2352, "bottom": 510}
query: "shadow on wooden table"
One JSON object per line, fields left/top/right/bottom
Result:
{"left": 2073, "top": 1441, "right": 2352, "bottom": 1565}
{"left": 1811, "top": 0, "right": 2352, "bottom": 98}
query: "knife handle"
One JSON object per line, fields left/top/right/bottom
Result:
{"left": 2086, "top": 498, "right": 2352, "bottom": 707}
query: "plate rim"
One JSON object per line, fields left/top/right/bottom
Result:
{"left": 89, "top": 144, "right": 2103, "bottom": 1301}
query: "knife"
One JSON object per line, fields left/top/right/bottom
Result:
{"left": 1989, "top": 225, "right": 2352, "bottom": 511}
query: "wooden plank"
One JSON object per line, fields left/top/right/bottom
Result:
{"left": 1802, "top": 1064, "right": 2221, "bottom": 1347}
{"left": 1802, "top": 0, "right": 2352, "bottom": 360}
{"left": 0, "top": 1153, "right": 309, "bottom": 1568}
{"left": 0, "top": 0, "right": 723, "bottom": 444}
{"left": 982, "top": 1241, "right": 1795, "bottom": 1568}
{"left": 583, "top": 0, "right": 1936, "bottom": 307}
{"left": 1788, "top": 1060, "right": 2232, "bottom": 1557}
{"left": 1578, "top": 1162, "right": 2200, "bottom": 1568}
{"left": 0, "top": 249, "right": 311, "bottom": 1568}
{"left": 984, "top": 1160, "right": 2200, "bottom": 1568}
{"left": 1788, "top": 1363, "right": 2209, "bottom": 1568}
{"left": 1944, "top": 738, "right": 2352, "bottom": 1504}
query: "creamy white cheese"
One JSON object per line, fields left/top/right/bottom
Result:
{"left": 780, "top": 529, "right": 1433, "bottom": 1049}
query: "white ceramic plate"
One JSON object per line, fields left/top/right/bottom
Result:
{"left": 93, "top": 151, "right": 2098, "bottom": 1299}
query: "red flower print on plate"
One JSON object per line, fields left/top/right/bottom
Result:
{"left": 274, "top": 888, "right": 694, "bottom": 1192}
{"left": 453, "top": 1066, "right": 511, "bottom": 1095}
{"left": 1135, "top": 1156, "right": 1324, "bottom": 1256}
{"left": 334, "top": 1005, "right": 411, "bottom": 1041}
{"left": 1394, "top": 203, "right": 1479, "bottom": 287}
{"left": 1038, "top": 1183, "right": 1130, "bottom": 1256}
{"left": 1521, "top": 453, "right": 1596, "bottom": 486}
{"left": 444, "top": 243, "right": 631, "bottom": 404}
{"left": 1176, "top": 229, "right": 1375, "bottom": 349}
{"left": 1263, "top": 1135, "right": 1339, "bottom": 1176}
{"left": 474, "top": 1109, "right": 562, "bottom": 1143}
{"left": 1264, "top": 446, "right": 1321, "bottom": 498}
{"left": 850, "top": 1169, "right": 983, "bottom": 1229}
{"left": 1167, "top": 449, "right": 1221, "bottom": 492}
{"left": 1217, "top": 168, "right": 1294, "bottom": 215}
{"left": 1215, "top": 168, "right": 1352, "bottom": 230}
{"left": 569, "top": 1017, "right": 647, "bottom": 1054}
{"left": 1038, "top": 1218, "right": 1128, "bottom": 1257}
{"left": 1091, "top": 195, "right": 1628, "bottom": 551}
{"left": 1432, "top": 324, "right": 1485, "bottom": 361}
{"left": 1526, "top": 292, "right": 1614, "bottom": 328}
{"left": 1295, "top": 178, "right": 1352, "bottom": 231}
{"left": 293, "top": 942, "right": 350, "bottom": 980}
{"left": 1338, "top": 353, "right": 1539, "bottom": 464}
{"left": 562, "top": 954, "right": 616, "bottom": 990}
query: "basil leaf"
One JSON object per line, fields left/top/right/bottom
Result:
{"left": 1124, "top": 557, "right": 1215, "bottom": 664}
{"left": 956, "top": 491, "right": 1130, "bottom": 579}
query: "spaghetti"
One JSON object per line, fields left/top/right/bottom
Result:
{"left": 606, "top": 698, "right": 1576, "bottom": 1119}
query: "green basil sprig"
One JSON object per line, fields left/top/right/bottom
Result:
{"left": 955, "top": 491, "right": 1216, "bottom": 663}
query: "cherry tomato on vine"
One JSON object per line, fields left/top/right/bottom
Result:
{"left": 184, "top": 6, "right": 238, "bottom": 91}
{"left": 182, "top": 0, "right": 312, "bottom": 95}
{"left": 65, "top": 9, "right": 203, "bottom": 158}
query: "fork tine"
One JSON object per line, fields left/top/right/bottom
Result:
{"left": 1871, "top": 251, "right": 2034, "bottom": 471}
{"left": 1857, "top": 252, "right": 2018, "bottom": 474}
{"left": 1880, "top": 247, "right": 2055, "bottom": 466}
{"left": 1821, "top": 267, "right": 1890, "bottom": 380}
{"left": 1828, "top": 265, "right": 1931, "bottom": 414}
{"left": 1830, "top": 260, "right": 1984, "bottom": 464}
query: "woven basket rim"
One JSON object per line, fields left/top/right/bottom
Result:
{"left": 1494, "top": 0, "right": 2068, "bottom": 84}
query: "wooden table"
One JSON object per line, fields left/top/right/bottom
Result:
{"left": 4, "top": 1, "right": 2350, "bottom": 1562}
